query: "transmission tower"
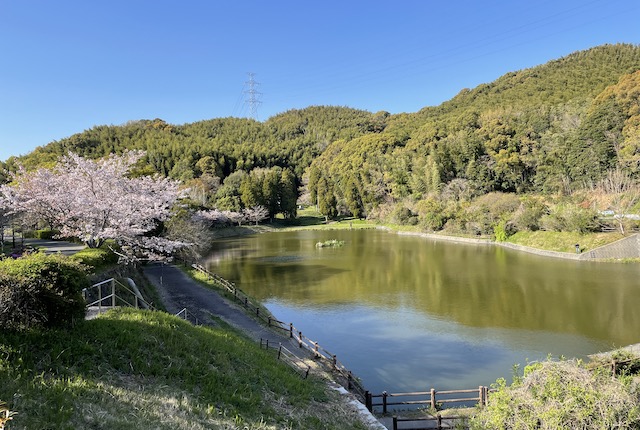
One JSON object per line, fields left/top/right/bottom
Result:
{"left": 244, "top": 72, "right": 262, "bottom": 120}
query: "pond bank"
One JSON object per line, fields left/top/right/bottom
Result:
{"left": 386, "top": 228, "right": 640, "bottom": 261}
{"left": 212, "top": 220, "right": 639, "bottom": 261}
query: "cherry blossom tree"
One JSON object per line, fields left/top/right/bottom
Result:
{"left": 0, "top": 151, "right": 186, "bottom": 261}
{"left": 243, "top": 205, "right": 269, "bottom": 225}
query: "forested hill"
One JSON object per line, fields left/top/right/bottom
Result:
{"left": 308, "top": 43, "right": 640, "bottom": 219}
{"left": 5, "top": 43, "right": 640, "bottom": 222}
{"left": 9, "top": 106, "right": 380, "bottom": 179}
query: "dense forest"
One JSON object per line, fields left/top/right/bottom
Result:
{"left": 3, "top": 43, "right": 640, "bottom": 236}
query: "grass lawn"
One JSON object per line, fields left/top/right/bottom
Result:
{"left": 0, "top": 308, "right": 368, "bottom": 430}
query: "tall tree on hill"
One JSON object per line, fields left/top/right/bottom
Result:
{"left": 316, "top": 177, "right": 337, "bottom": 222}
{"left": 279, "top": 168, "right": 298, "bottom": 219}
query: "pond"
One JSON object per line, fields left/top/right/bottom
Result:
{"left": 202, "top": 229, "right": 640, "bottom": 395}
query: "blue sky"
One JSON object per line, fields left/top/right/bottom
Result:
{"left": 1, "top": 0, "right": 639, "bottom": 161}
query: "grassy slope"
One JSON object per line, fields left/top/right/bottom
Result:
{"left": 506, "top": 231, "right": 625, "bottom": 253}
{"left": 0, "top": 308, "right": 367, "bottom": 430}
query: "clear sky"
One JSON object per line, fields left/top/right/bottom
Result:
{"left": 1, "top": 0, "right": 639, "bottom": 161}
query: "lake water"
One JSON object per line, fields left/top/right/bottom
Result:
{"left": 202, "top": 229, "right": 640, "bottom": 395}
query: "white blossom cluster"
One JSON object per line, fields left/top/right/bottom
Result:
{"left": 0, "top": 151, "right": 186, "bottom": 261}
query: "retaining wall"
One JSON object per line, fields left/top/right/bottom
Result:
{"left": 579, "top": 234, "right": 640, "bottom": 260}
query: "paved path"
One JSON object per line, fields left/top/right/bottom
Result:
{"left": 144, "top": 264, "right": 388, "bottom": 429}
{"left": 143, "top": 264, "right": 305, "bottom": 356}
{"left": 22, "top": 238, "right": 86, "bottom": 255}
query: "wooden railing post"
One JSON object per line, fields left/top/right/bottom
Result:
{"left": 611, "top": 360, "right": 617, "bottom": 378}
{"left": 289, "top": 323, "right": 294, "bottom": 338}
{"left": 436, "top": 414, "right": 442, "bottom": 429}
{"left": 479, "top": 385, "right": 484, "bottom": 406}
{"left": 365, "top": 391, "right": 372, "bottom": 411}
{"left": 278, "top": 344, "right": 282, "bottom": 360}
{"left": 332, "top": 354, "right": 337, "bottom": 369}
{"left": 382, "top": 391, "right": 388, "bottom": 414}
{"left": 98, "top": 282, "right": 103, "bottom": 313}
{"left": 392, "top": 416, "right": 397, "bottom": 430}
{"left": 298, "top": 331, "right": 303, "bottom": 348}
{"left": 430, "top": 388, "right": 436, "bottom": 410}
{"left": 111, "top": 279, "right": 116, "bottom": 307}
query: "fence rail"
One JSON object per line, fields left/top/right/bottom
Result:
{"left": 260, "top": 338, "right": 311, "bottom": 379}
{"left": 368, "top": 386, "right": 490, "bottom": 414}
{"left": 83, "top": 277, "right": 200, "bottom": 325}
{"left": 192, "top": 263, "right": 367, "bottom": 399}
{"left": 392, "top": 414, "right": 469, "bottom": 430}
{"left": 175, "top": 307, "right": 200, "bottom": 325}
{"left": 83, "top": 278, "right": 155, "bottom": 313}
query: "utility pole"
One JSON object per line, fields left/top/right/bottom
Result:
{"left": 244, "top": 72, "right": 262, "bottom": 120}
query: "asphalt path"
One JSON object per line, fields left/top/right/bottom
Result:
{"left": 143, "top": 264, "right": 306, "bottom": 357}
{"left": 21, "top": 238, "right": 86, "bottom": 255}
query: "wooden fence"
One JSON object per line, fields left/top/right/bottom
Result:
{"left": 260, "top": 338, "right": 311, "bottom": 379}
{"left": 191, "top": 263, "right": 367, "bottom": 398}
{"left": 391, "top": 414, "right": 469, "bottom": 430}
{"left": 608, "top": 356, "right": 640, "bottom": 377}
{"left": 367, "top": 386, "right": 490, "bottom": 414}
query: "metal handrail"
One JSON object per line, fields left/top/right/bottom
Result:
{"left": 83, "top": 278, "right": 154, "bottom": 312}
{"left": 84, "top": 278, "right": 202, "bottom": 328}
{"left": 175, "top": 307, "right": 200, "bottom": 325}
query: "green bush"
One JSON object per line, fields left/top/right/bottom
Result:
{"left": 34, "top": 229, "right": 59, "bottom": 240}
{"left": 464, "top": 192, "right": 520, "bottom": 235}
{"left": 471, "top": 359, "right": 640, "bottom": 430}
{"left": 391, "top": 205, "right": 418, "bottom": 225}
{"left": 71, "top": 246, "right": 118, "bottom": 270}
{"left": 415, "top": 197, "right": 447, "bottom": 231}
{"left": 541, "top": 204, "right": 600, "bottom": 233}
{"left": 23, "top": 229, "right": 59, "bottom": 239}
{"left": 493, "top": 220, "right": 511, "bottom": 242}
{"left": 513, "top": 196, "right": 548, "bottom": 231}
{"left": 0, "top": 253, "right": 89, "bottom": 331}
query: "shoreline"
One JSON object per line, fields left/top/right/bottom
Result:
{"left": 210, "top": 220, "right": 639, "bottom": 262}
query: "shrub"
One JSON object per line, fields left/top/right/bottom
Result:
{"left": 471, "top": 359, "right": 640, "bottom": 430}
{"left": 71, "top": 246, "right": 118, "bottom": 270}
{"left": 0, "top": 253, "right": 88, "bottom": 331}
{"left": 464, "top": 192, "right": 520, "bottom": 235}
{"left": 513, "top": 196, "right": 548, "bottom": 231}
{"left": 23, "top": 229, "right": 59, "bottom": 239}
{"left": 34, "top": 229, "right": 59, "bottom": 240}
{"left": 541, "top": 204, "right": 600, "bottom": 233}
{"left": 391, "top": 205, "right": 418, "bottom": 225}
{"left": 493, "top": 220, "right": 512, "bottom": 242}
{"left": 415, "top": 197, "right": 447, "bottom": 231}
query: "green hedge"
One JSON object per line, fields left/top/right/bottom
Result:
{"left": 0, "top": 253, "right": 89, "bottom": 331}
{"left": 71, "top": 247, "right": 118, "bottom": 270}
{"left": 23, "top": 229, "right": 59, "bottom": 240}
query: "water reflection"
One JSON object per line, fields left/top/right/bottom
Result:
{"left": 204, "top": 230, "right": 640, "bottom": 392}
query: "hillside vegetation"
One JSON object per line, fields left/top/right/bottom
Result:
{"left": 3, "top": 43, "right": 640, "bottom": 239}
{"left": 0, "top": 307, "right": 368, "bottom": 429}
